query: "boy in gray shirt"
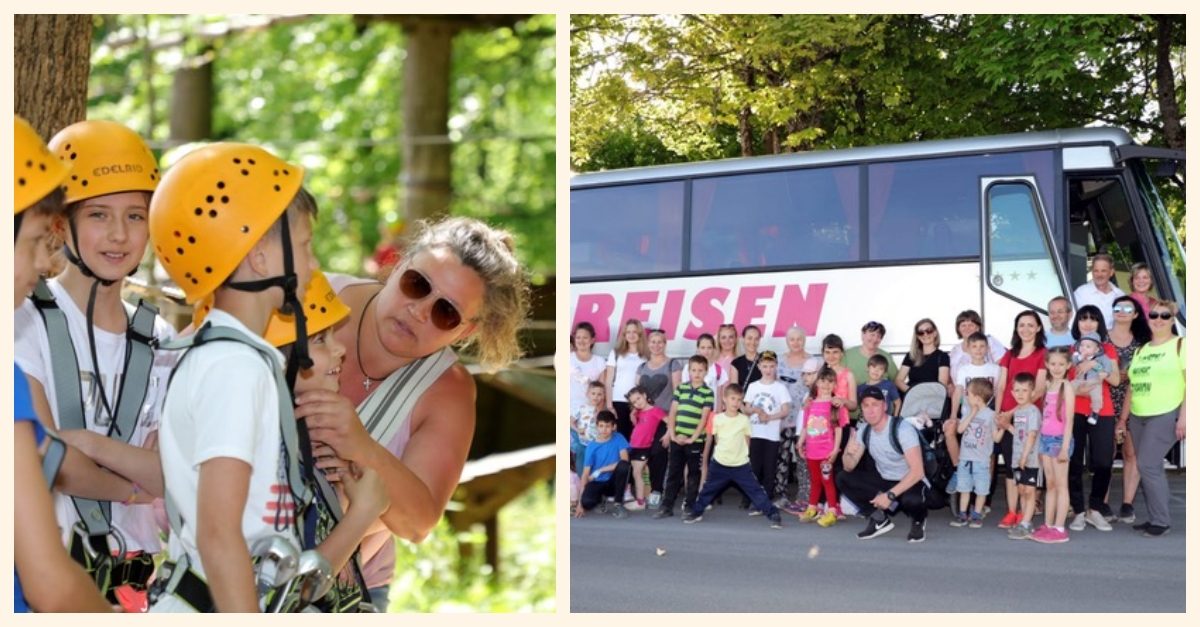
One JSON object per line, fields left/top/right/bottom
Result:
{"left": 950, "top": 379, "right": 1000, "bottom": 528}
{"left": 1006, "top": 372, "right": 1043, "bottom": 539}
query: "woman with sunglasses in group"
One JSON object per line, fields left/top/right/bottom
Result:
{"left": 1121, "top": 300, "right": 1185, "bottom": 537}
{"left": 295, "top": 216, "right": 530, "bottom": 611}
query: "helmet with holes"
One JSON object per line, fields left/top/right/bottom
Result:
{"left": 191, "top": 270, "right": 349, "bottom": 348}
{"left": 47, "top": 120, "right": 159, "bottom": 204}
{"left": 267, "top": 271, "right": 349, "bottom": 347}
{"left": 15, "top": 116, "right": 72, "bottom": 215}
{"left": 149, "top": 143, "right": 305, "bottom": 303}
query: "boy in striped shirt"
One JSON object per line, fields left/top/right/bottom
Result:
{"left": 654, "top": 355, "right": 714, "bottom": 519}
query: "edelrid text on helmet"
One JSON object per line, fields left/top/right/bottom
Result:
{"left": 14, "top": 116, "right": 72, "bottom": 215}
{"left": 48, "top": 120, "right": 159, "bottom": 205}
{"left": 148, "top": 142, "right": 306, "bottom": 303}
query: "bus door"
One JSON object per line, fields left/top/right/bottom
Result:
{"left": 980, "top": 176, "right": 1070, "bottom": 336}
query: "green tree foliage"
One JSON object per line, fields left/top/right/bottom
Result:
{"left": 571, "top": 14, "right": 1184, "bottom": 240}
{"left": 89, "top": 14, "right": 555, "bottom": 277}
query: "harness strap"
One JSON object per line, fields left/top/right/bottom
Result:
{"left": 357, "top": 346, "right": 457, "bottom": 444}
{"left": 41, "top": 431, "right": 66, "bottom": 488}
{"left": 30, "top": 279, "right": 160, "bottom": 550}
{"left": 156, "top": 323, "right": 312, "bottom": 608}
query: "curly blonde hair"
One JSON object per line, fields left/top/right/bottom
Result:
{"left": 403, "top": 216, "right": 530, "bottom": 371}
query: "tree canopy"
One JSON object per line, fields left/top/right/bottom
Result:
{"left": 88, "top": 14, "right": 555, "bottom": 278}
{"left": 571, "top": 14, "right": 1184, "bottom": 165}
{"left": 571, "top": 13, "right": 1184, "bottom": 239}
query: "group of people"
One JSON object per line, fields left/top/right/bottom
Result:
{"left": 13, "top": 116, "right": 530, "bottom": 612}
{"left": 567, "top": 254, "right": 1184, "bottom": 544}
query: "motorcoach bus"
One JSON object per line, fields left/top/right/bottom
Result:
{"left": 570, "top": 128, "right": 1185, "bottom": 462}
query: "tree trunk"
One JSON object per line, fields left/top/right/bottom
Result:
{"left": 401, "top": 21, "right": 456, "bottom": 222}
{"left": 1152, "top": 15, "right": 1184, "bottom": 151}
{"left": 169, "top": 56, "right": 215, "bottom": 144}
{"left": 14, "top": 14, "right": 92, "bottom": 138}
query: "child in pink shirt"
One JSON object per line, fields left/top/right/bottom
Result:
{"left": 627, "top": 386, "right": 666, "bottom": 510}
{"left": 796, "top": 367, "right": 847, "bottom": 526}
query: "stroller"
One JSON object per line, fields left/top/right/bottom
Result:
{"left": 896, "top": 382, "right": 955, "bottom": 510}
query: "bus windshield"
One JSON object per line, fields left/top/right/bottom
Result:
{"left": 1130, "top": 159, "right": 1186, "bottom": 322}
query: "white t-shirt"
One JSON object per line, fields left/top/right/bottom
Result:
{"left": 954, "top": 362, "right": 1002, "bottom": 415}
{"left": 155, "top": 310, "right": 296, "bottom": 584}
{"left": 744, "top": 379, "right": 790, "bottom": 442}
{"left": 606, "top": 350, "right": 646, "bottom": 401}
{"left": 948, "top": 335, "right": 1007, "bottom": 383}
{"left": 1074, "top": 281, "right": 1126, "bottom": 329}
{"left": 705, "top": 362, "right": 729, "bottom": 396}
{"left": 14, "top": 279, "right": 178, "bottom": 553}
{"left": 569, "top": 352, "right": 606, "bottom": 410}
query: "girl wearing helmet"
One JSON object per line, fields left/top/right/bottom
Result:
{"left": 14, "top": 119, "right": 178, "bottom": 611}
{"left": 295, "top": 217, "right": 529, "bottom": 610}
{"left": 13, "top": 115, "right": 113, "bottom": 612}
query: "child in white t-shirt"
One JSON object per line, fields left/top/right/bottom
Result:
{"left": 742, "top": 351, "right": 791, "bottom": 516}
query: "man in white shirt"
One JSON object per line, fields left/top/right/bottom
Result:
{"left": 1072, "top": 254, "right": 1125, "bottom": 329}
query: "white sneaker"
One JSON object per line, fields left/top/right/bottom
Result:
{"left": 648, "top": 491, "right": 662, "bottom": 508}
{"left": 1085, "top": 509, "right": 1112, "bottom": 531}
{"left": 623, "top": 489, "right": 635, "bottom": 503}
{"left": 1069, "top": 513, "right": 1087, "bottom": 532}
{"left": 626, "top": 500, "right": 646, "bottom": 511}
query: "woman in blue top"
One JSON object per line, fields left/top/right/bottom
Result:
{"left": 14, "top": 115, "right": 112, "bottom": 612}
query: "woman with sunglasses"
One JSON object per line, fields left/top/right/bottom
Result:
{"left": 895, "top": 318, "right": 951, "bottom": 395}
{"left": 1121, "top": 300, "right": 1184, "bottom": 537}
{"left": 1064, "top": 305, "right": 1122, "bottom": 533}
{"left": 301, "top": 216, "right": 529, "bottom": 611}
{"left": 1107, "top": 296, "right": 1152, "bottom": 523}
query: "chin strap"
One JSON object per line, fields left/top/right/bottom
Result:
{"left": 223, "top": 215, "right": 312, "bottom": 389}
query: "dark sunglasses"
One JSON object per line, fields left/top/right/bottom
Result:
{"left": 1148, "top": 311, "right": 1174, "bottom": 320}
{"left": 917, "top": 327, "right": 936, "bottom": 336}
{"left": 1113, "top": 304, "right": 1136, "bottom": 314}
{"left": 399, "top": 269, "right": 465, "bottom": 331}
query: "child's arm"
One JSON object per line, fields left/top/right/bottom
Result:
{"left": 14, "top": 422, "right": 114, "bottom": 613}
{"left": 768, "top": 401, "right": 792, "bottom": 422}
{"left": 957, "top": 406, "right": 978, "bottom": 434}
{"left": 664, "top": 401, "right": 679, "bottom": 447}
{"left": 196, "top": 457, "right": 260, "bottom": 612}
{"left": 829, "top": 425, "right": 843, "bottom": 462}
{"left": 54, "top": 429, "right": 165, "bottom": 498}
{"left": 316, "top": 466, "right": 390, "bottom": 573}
{"left": 1058, "top": 384, "right": 1076, "bottom": 462}
{"left": 604, "top": 364, "right": 617, "bottom": 413}
{"left": 687, "top": 408, "right": 711, "bottom": 444}
{"left": 950, "top": 384, "right": 964, "bottom": 420}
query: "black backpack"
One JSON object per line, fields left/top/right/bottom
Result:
{"left": 862, "top": 416, "right": 953, "bottom": 510}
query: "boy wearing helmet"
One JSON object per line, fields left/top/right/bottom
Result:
{"left": 146, "top": 143, "right": 317, "bottom": 613}
{"left": 192, "top": 271, "right": 389, "bottom": 612}
{"left": 13, "top": 115, "right": 114, "bottom": 612}
{"left": 14, "top": 119, "right": 178, "bottom": 611}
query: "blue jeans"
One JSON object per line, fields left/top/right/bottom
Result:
{"left": 369, "top": 585, "right": 390, "bottom": 613}
{"left": 691, "top": 460, "right": 777, "bottom": 517}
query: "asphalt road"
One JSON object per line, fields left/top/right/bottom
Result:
{"left": 569, "top": 473, "right": 1186, "bottom": 612}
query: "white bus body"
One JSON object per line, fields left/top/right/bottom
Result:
{"left": 571, "top": 127, "right": 1186, "bottom": 464}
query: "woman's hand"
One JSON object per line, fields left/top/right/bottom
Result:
{"left": 1176, "top": 415, "right": 1186, "bottom": 441}
{"left": 296, "top": 389, "right": 375, "bottom": 464}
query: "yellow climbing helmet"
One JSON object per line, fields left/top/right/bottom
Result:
{"left": 47, "top": 120, "right": 159, "bottom": 205}
{"left": 148, "top": 143, "right": 305, "bottom": 303}
{"left": 14, "top": 116, "right": 72, "bottom": 215}
{"left": 265, "top": 271, "right": 350, "bottom": 347}
{"left": 191, "top": 270, "right": 349, "bottom": 348}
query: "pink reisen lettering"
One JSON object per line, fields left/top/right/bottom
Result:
{"left": 732, "top": 285, "right": 774, "bottom": 335}
{"left": 660, "top": 289, "right": 686, "bottom": 339}
{"left": 684, "top": 287, "right": 730, "bottom": 340}
{"left": 620, "top": 291, "right": 659, "bottom": 331}
{"left": 573, "top": 293, "right": 616, "bottom": 342}
{"left": 772, "top": 283, "right": 827, "bottom": 338}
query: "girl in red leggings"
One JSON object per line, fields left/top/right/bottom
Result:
{"left": 796, "top": 367, "right": 848, "bottom": 526}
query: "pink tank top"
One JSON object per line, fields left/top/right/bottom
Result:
{"left": 1041, "top": 389, "right": 1065, "bottom": 436}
